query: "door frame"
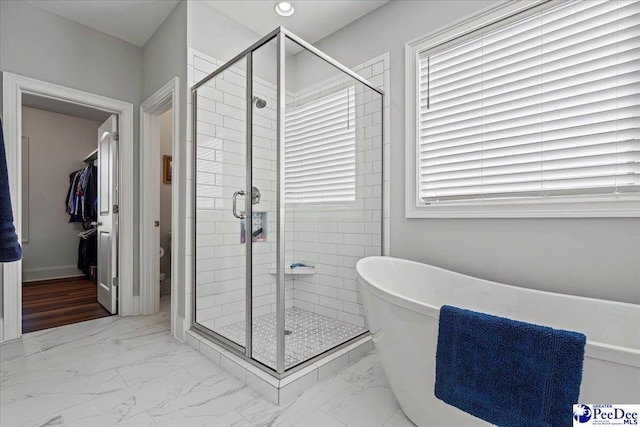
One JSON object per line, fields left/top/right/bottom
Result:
{"left": 139, "top": 77, "right": 180, "bottom": 337}
{"left": 1, "top": 72, "right": 135, "bottom": 342}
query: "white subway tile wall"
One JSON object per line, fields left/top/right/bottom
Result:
{"left": 193, "top": 55, "right": 293, "bottom": 340}
{"left": 287, "top": 58, "right": 385, "bottom": 328}
{"left": 190, "top": 46, "right": 389, "bottom": 355}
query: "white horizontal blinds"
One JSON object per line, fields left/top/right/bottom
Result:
{"left": 285, "top": 86, "right": 356, "bottom": 203}
{"left": 418, "top": 0, "right": 640, "bottom": 203}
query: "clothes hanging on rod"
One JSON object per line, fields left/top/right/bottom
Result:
{"left": 67, "top": 154, "right": 98, "bottom": 278}
{"left": 65, "top": 164, "right": 97, "bottom": 223}
{"left": 78, "top": 225, "right": 97, "bottom": 239}
{"left": 78, "top": 224, "right": 97, "bottom": 278}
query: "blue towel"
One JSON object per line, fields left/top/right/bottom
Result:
{"left": 435, "top": 305, "right": 586, "bottom": 427}
{"left": 0, "top": 119, "right": 22, "bottom": 262}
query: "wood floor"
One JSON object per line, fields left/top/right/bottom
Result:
{"left": 22, "top": 276, "right": 112, "bottom": 333}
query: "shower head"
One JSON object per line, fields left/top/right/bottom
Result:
{"left": 252, "top": 96, "right": 267, "bottom": 109}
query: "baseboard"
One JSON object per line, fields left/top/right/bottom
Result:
{"left": 132, "top": 296, "right": 141, "bottom": 315}
{"left": 174, "top": 314, "right": 185, "bottom": 342}
{"left": 23, "top": 265, "right": 84, "bottom": 282}
{"left": 185, "top": 329, "right": 374, "bottom": 405}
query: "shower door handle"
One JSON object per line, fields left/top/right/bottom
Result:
{"left": 233, "top": 190, "right": 246, "bottom": 219}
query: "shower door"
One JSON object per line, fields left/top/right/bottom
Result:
{"left": 193, "top": 36, "right": 286, "bottom": 369}
{"left": 193, "top": 57, "right": 249, "bottom": 350}
{"left": 247, "top": 38, "right": 281, "bottom": 370}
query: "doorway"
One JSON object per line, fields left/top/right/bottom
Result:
{"left": 1, "top": 72, "right": 135, "bottom": 343}
{"left": 139, "top": 77, "right": 180, "bottom": 338}
{"left": 19, "top": 96, "right": 118, "bottom": 333}
{"left": 159, "top": 108, "right": 173, "bottom": 310}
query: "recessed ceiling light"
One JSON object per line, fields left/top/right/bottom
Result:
{"left": 275, "top": 1, "right": 295, "bottom": 17}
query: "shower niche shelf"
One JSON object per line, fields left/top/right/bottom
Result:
{"left": 241, "top": 212, "right": 267, "bottom": 243}
{"left": 268, "top": 266, "right": 315, "bottom": 275}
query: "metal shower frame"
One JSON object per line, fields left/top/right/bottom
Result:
{"left": 191, "top": 27, "right": 385, "bottom": 378}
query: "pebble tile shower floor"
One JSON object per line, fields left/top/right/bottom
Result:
{"left": 212, "top": 307, "right": 367, "bottom": 369}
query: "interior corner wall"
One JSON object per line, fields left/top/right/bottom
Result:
{"left": 0, "top": 0, "right": 144, "bottom": 302}
{"left": 21, "top": 107, "right": 101, "bottom": 281}
{"left": 187, "top": 1, "right": 264, "bottom": 65}
{"left": 142, "top": 0, "right": 188, "bottom": 318}
{"left": 187, "top": 1, "right": 283, "bottom": 85}
{"left": 291, "top": 0, "right": 640, "bottom": 305}
{"left": 142, "top": 1, "right": 187, "bottom": 101}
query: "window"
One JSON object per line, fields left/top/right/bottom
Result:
{"left": 406, "top": 0, "right": 640, "bottom": 217}
{"left": 285, "top": 86, "right": 356, "bottom": 203}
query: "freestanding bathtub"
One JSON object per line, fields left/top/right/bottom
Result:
{"left": 356, "top": 256, "right": 640, "bottom": 427}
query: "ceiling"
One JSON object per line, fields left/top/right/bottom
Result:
{"left": 24, "top": 0, "right": 181, "bottom": 47}
{"left": 205, "top": 1, "right": 389, "bottom": 48}
{"left": 22, "top": 94, "right": 111, "bottom": 122}
{"left": 23, "top": 0, "right": 388, "bottom": 50}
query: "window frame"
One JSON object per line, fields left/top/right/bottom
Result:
{"left": 404, "top": 0, "right": 640, "bottom": 218}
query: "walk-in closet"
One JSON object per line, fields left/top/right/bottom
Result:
{"left": 20, "top": 95, "right": 116, "bottom": 333}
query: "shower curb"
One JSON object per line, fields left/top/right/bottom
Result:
{"left": 185, "top": 329, "right": 373, "bottom": 405}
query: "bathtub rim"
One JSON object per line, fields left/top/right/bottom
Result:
{"left": 356, "top": 256, "right": 640, "bottom": 368}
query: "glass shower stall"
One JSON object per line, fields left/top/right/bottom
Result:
{"left": 192, "top": 27, "right": 384, "bottom": 376}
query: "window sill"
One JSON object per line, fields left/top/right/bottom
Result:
{"left": 405, "top": 197, "right": 640, "bottom": 219}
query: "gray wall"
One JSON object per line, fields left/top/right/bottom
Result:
{"left": 187, "top": 0, "right": 280, "bottom": 86}
{"left": 187, "top": 1, "right": 265, "bottom": 65}
{"left": 0, "top": 0, "right": 188, "bottom": 322}
{"left": 142, "top": 0, "right": 187, "bottom": 101}
{"left": 293, "top": 0, "right": 640, "bottom": 304}
{"left": 21, "top": 107, "right": 101, "bottom": 280}
{"left": 0, "top": 1, "right": 142, "bottom": 104}
{"left": 1, "top": 0, "right": 636, "bottom": 330}
{"left": 0, "top": 0, "right": 144, "bottom": 324}
{"left": 142, "top": 0, "right": 188, "bottom": 316}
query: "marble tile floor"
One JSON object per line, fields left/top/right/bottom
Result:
{"left": 1, "top": 296, "right": 415, "bottom": 427}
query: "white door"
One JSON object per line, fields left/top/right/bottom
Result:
{"left": 97, "top": 115, "right": 119, "bottom": 314}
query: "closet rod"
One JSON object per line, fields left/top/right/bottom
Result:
{"left": 83, "top": 148, "right": 98, "bottom": 164}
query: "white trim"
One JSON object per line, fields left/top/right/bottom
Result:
{"left": 405, "top": 0, "right": 546, "bottom": 57}
{"left": 132, "top": 296, "right": 141, "bottom": 315}
{"left": 23, "top": 273, "right": 84, "bottom": 282}
{"left": 174, "top": 314, "right": 186, "bottom": 342}
{"left": 140, "top": 77, "right": 180, "bottom": 339}
{"left": 22, "top": 264, "right": 79, "bottom": 272}
{"left": 21, "top": 136, "right": 29, "bottom": 243}
{"left": 186, "top": 46, "right": 206, "bottom": 340}
{"left": 22, "top": 265, "right": 83, "bottom": 282}
{"left": 404, "top": 0, "right": 640, "bottom": 218}
{"left": 1, "top": 72, "right": 135, "bottom": 342}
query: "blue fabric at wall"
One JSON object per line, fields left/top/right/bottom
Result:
{"left": 435, "top": 305, "right": 586, "bottom": 427}
{"left": 0, "top": 118, "right": 23, "bottom": 262}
